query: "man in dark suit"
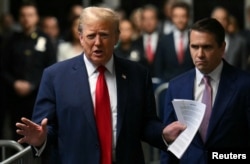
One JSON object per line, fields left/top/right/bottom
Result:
{"left": 211, "top": 6, "right": 248, "bottom": 71}
{"left": 155, "top": 1, "right": 194, "bottom": 82}
{"left": 16, "top": 7, "right": 186, "bottom": 164}
{"left": 131, "top": 4, "right": 162, "bottom": 79}
{"left": 2, "top": 2, "right": 56, "bottom": 140}
{"left": 160, "top": 18, "right": 250, "bottom": 164}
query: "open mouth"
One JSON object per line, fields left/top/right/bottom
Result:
{"left": 93, "top": 50, "right": 103, "bottom": 56}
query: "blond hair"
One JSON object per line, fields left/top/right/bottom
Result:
{"left": 78, "top": 6, "right": 120, "bottom": 34}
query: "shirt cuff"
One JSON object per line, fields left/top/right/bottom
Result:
{"left": 162, "top": 135, "right": 169, "bottom": 149}
{"left": 33, "top": 138, "right": 47, "bottom": 157}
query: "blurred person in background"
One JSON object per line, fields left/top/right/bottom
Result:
{"left": 240, "top": 6, "right": 250, "bottom": 72}
{"left": 57, "top": 16, "right": 83, "bottom": 62}
{"left": 40, "top": 16, "right": 64, "bottom": 55}
{"left": 62, "top": 4, "right": 83, "bottom": 41}
{"left": 1, "top": 2, "right": 56, "bottom": 141}
{"left": 129, "top": 7, "right": 143, "bottom": 40}
{"left": 131, "top": 4, "right": 162, "bottom": 80}
{"left": 159, "top": 0, "right": 177, "bottom": 35}
{"left": 0, "top": 13, "right": 21, "bottom": 42}
{"left": 68, "top": 4, "right": 83, "bottom": 22}
{"left": 114, "top": 19, "right": 136, "bottom": 61}
{"left": 211, "top": 6, "right": 248, "bottom": 70}
{"left": 114, "top": 7, "right": 127, "bottom": 20}
{"left": 155, "top": 1, "right": 194, "bottom": 82}
{"left": 227, "top": 15, "right": 239, "bottom": 35}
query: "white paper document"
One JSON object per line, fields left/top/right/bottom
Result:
{"left": 167, "top": 99, "right": 206, "bottom": 159}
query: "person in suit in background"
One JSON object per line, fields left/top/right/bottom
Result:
{"left": 160, "top": 17, "right": 250, "bottom": 164}
{"left": 16, "top": 6, "right": 186, "bottom": 164}
{"left": 2, "top": 2, "right": 56, "bottom": 141}
{"left": 240, "top": 5, "right": 250, "bottom": 72}
{"left": 129, "top": 7, "right": 143, "bottom": 40}
{"left": 211, "top": 6, "right": 248, "bottom": 71}
{"left": 114, "top": 19, "right": 136, "bottom": 60}
{"left": 56, "top": 16, "right": 83, "bottom": 62}
{"left": 131, "top": 4, "right": 162, "bottom": 79}
{"left": 159, "top": 0, "right": 177, "bottom": 35}
{"left": 155, "top": 1, "right": 194, "bottom": 82}
{"left": 40, "top": 16, "right": 63, "bottom": 55}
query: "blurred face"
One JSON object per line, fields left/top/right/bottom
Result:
{"left": 70, "top": 5, "right": 83, "bottom": 18}
{"left": 141, "top": 9, "right": 158, "bottom": 34}
{"left": 164, "top": 2, "right": 174, "bottom": 19}
{"left": 2, "top": 14, "right": 14, "bottom": 29}
{"left": 42, "top": 17, "right": 59, "bottom": 39}
{"left": 119, "top": 20, "right": 134, "bottom": 43}
{"left": 72, "top": 19, "right": 80, "bottom": 40}
{"left": 211, "top": 8, "right": 228, "bottom": 30}
{"left": 79, "top": 20, "right": 119, "bottom": 66}
{"left": 131, "top": 10, "right": 142, "bottom": 31}
{"left": 19, "top": 6, "right": 39, "bottom": 31}
{"left": 172, "top": 7, "right": 189, "bottom": 31}
{"left": 189, "top": 30, "right": 225, "bottom": 74}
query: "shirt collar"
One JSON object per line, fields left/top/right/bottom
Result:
{"left": 173, "top": 28, "right": 188, "bottom": 37}
{"left": 83, "top": 54, "right": 115, "bottom": 77}
{"left": 196, "top": 61, "right": 223, "bottom": 85}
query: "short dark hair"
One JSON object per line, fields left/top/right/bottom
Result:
{"left": 171, "top": 1, "right": 191, "bottom": 16}
{"left": 19, "top": 1, "right": 38, "bottom": 14}
{"left": 19, "top": 1, "right": 38, "bottom": 9}
{"left": 142, "top": 4, "right": 159, "bottom": 19}
{"left": 189, "top": 18, "right": 225, "bottom": 47}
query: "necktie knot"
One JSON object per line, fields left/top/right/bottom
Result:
{"left": 203, "top": 75, "right": 211, "bottom": 85}
{"left": 98, "top": 66, "right": 106, "bottom": 74}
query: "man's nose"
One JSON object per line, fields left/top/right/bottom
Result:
{"left": 94, "top": 35, "right": 101, "bottom": 45}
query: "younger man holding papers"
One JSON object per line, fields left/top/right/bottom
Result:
{"left": 160, "top": 18, "right": 250, "bottom": 163}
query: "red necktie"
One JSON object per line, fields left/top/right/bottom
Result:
{"left": 95, "top": 66, "right": 112, "bottom": 164}
{"left": 200, "top": 75, "right": 212, "bottom": 142}
{"left": 146, "top": 36, "right": 154, "bottom": 63}
{"left": 177, "top": 33, "right": 184, "bottom": 64}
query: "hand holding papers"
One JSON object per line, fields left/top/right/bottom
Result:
{"left": 168, "top": 99, "right": 206, "bottom": 159}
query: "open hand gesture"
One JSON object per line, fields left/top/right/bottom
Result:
{"left": 16, "top": 117, "right": 48, "bottom": 147}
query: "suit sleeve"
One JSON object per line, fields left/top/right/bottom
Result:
{"left": 140, "top": 69, "right": 167, "bottom": 151}
{"left": 160, "top": 82, "right": 179, "bottom": 163}
{"left": 32, "top": 67, "right": 58, "bottom": 149}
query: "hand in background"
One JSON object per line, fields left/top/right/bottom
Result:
{"left": 14, "top": 80, "right": 33, "bottom": 96}
{"left": 16, "top": 117, "right": 48, "bottom": 147}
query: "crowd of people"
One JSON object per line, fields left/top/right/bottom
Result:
{"left": 0, "top": 0, "right": 250, "bottom": 163}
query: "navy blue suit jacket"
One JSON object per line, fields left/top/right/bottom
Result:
{"left": 160, "top": 60, "right": 250, "bottom": 164}
{"left": 32, "top": 55, "right": 166, "bottom": 164}
{"left": 155, "top": 33, "right": 194, "bottom": 82}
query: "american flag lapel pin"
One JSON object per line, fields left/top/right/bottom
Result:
{"left": 122, "top": 74, "right": 126, "bottom": 79}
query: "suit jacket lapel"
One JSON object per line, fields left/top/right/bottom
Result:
{"left": 72, "top": 55, "right": 97, "bottom": 136}
{"left": 114, "top": 57, "right": 128, "bottom": 140}
{"left": 206, "top": 62, "right": 236, "bottom": 142}
{"left": 169, "top": 33, "right": 179, "bottom": 65}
